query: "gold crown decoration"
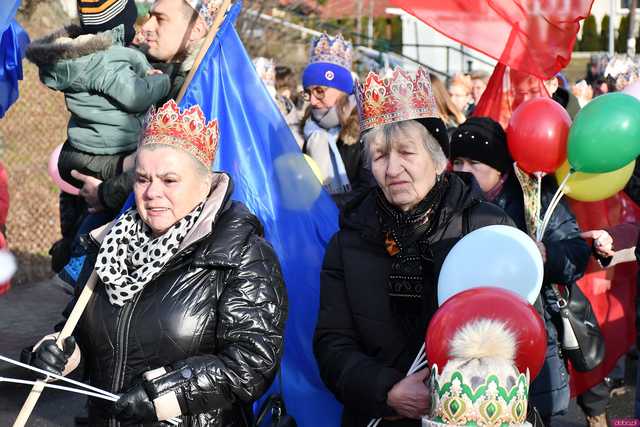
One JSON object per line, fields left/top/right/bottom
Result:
{"left": 356, "top": 66, "right": 439, "bottom": 132}
{"left": 184, "top": 0, "right": 223, "bottom": 28}
{"left": 140, "top": 100, "right": 219, "bottom": 167}
{"left": 308, "top": 33, "right": 353, "bottom": 70}
{"left": 427, "top": 366, "right": 530, "bottom": 427}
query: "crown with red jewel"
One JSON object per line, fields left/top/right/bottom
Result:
{"left": 309, "top": 33, "right": 353, "bottom": 69}
{"left": 356, "top": 66, "right": 439, "bottom": 132}
{"left": 140, "top": 100, "right": 219, "bottom": 167}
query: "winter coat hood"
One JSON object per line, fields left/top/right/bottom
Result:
{"left": 26, "top": 24, "right": 127, "bottom": 91}
{"left": 26, "top": 24, "right": 124, "bottom": 65}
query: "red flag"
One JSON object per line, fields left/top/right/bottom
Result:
{"left": 389, "top": 0, "right": 594, "bottom": 80}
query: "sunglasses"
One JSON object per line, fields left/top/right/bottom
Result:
{"left": 303, "top": 86, "right": 326, "bottom": 101}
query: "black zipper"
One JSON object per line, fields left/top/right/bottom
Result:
{"left": 109, "top": 290, "right": 143, "bottom": 427}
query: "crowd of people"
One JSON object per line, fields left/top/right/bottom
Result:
{"left": 2, "top": 0, "right": 639, "bottom": 426}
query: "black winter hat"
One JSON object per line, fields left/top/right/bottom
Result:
{"left": 449, "top": 116, "right": 512, "bottom": 174}
{"left": 77, "top": 0, "right": 137, "bottom": 45}
{"left": 417, "top": 117, "right": 450, "bottom": 157}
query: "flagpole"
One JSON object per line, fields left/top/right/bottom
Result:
{"left": 176, "top": 0, "right": 234, "bottom": 104}
{"left": 13, "top": 272, "right": 99, "bottom": 427}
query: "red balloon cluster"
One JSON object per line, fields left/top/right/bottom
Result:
{"left": 426, "top": 287, "right": 547, "bottom": 379}
{"left": 506, "top": 98, "right": 572, "bottom": 174}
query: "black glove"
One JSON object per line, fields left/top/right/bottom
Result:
{"left": 113, "top": 383, "right": 157, "bottom": 424}
{"left": 32, "top": 336, "right": 76, "bottom": 377}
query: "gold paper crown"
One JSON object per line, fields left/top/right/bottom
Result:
{"left": 428, "top": 366, "right": 530, "bottom": 427}
{"left": 140, "top": 100, "right": 219, "bottom": 167}
{"left": 184, "top": 0, "right": 223, "bottom": 28}
{"left": 309, "top": 33, "right": 353, "bottom": 69}
{"left": 356, "top": 66, "right": 439, "bottom": 132}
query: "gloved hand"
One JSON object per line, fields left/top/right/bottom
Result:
{"left": 32, "top": 336, "right": 76, "bottom": 377}
{"left": 113, "top": 383, "right": 157, "bottom": 424}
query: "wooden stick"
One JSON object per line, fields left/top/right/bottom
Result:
{"left": 175, "top": 0, "right": 234, "bottom": 104}
{"left": 1, "top": 377, "right": 118, "bottom": 402}
{"left": 13, "top": 271, "right": 98, "bottom": 427}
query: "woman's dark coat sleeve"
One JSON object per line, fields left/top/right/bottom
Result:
{"left": 541, "top": 197, "right": 590, "bottom": 284}
{"left": 314, "top": 234, "right": 404, "bottom": 418}
{"left": 145, "top": 234, "right": 287, "bottom": 416}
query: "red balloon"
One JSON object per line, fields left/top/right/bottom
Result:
{"left": 506, "top": 97, "right": 571, "bottom": 174}
{"left": 426, "top": 287, "right": 547, "bottom": 380}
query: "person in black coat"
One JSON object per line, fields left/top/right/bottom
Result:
{"left": 28, "top": 101, "right": 287, "bottom": 426}
{"left": 450, "top": 116, "right": 591, "bottom": 423}
{"left": 314, "top": 67, "right": 514, "bottom": 427}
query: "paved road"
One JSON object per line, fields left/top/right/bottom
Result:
{"left": 0, "top": 278, "right": 635, "bottom": 426}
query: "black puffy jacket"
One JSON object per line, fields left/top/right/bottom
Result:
{"left": 67, "top": 174, "right": 287, "bottom": 426}
{"left": 314, "top": 172, "right": 514, "bottom": 427}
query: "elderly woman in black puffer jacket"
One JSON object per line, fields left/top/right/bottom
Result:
{"left": 28, "top": 101, "right": 287, "bottom": 426}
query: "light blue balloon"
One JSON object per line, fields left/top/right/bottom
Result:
{"left": 438, "top": 225, "right": 544, "bottom": 305}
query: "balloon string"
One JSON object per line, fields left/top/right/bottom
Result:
{"left": 367, "top": 344, "right": 426, "bottom": 427}
{"left": 0, "top": 354, "right": 119, "bottom": 400}
{"left": 535, "top": 172, "right": 543, "bottom": 240}
{"left": 538, "top": 170, "right": 572, "bottom": 240}
{"left": 0, "top": 376, "right": 118, "bottom": 402}
{"left": 0, "top": 354, "right": 181, "bottom": 426}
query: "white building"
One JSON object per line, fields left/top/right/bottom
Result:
{"left": 590, "top": 0, "right": 636, "bottom": 32}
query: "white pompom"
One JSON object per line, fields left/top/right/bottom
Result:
{"left": 449, "top": 318, "right": 517, "bottom": 361}
{"left": 0, "top": 250, "right": 17, "bottom": 283}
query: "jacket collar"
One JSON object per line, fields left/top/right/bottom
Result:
{"left": 340, "top": 171, "right": 482, "bottom": 244}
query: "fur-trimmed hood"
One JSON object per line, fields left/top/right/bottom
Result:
{"left": 26, "top": 24, "right": 124, "bottom": 66}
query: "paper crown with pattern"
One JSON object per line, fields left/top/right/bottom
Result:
{"left": 356, "top": 66, "right": 439, "bottom": 132}
{"left": 308, "top": 33, "right": 353, "bottom": 69}
{"left": 184, "top": 0, "right": 223, "bottom": 28}
{"left": 426, "top": 366, "right": 530, "bottom": 427}
{"left": 424, "top": 319, "right": 532, "bottom": 427}
{"left": 140, "top": 100, "right": 219, "bottom": 167}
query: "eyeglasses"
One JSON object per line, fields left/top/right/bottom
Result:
{"left": 303, "top": 86, "right": 326, "bottom": 101}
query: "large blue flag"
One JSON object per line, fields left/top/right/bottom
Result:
{"left": 180, "top": 3, "right": 342, "bottom": 425}
{"left": 1, "top": 1, "right": 29, "bottom": 118}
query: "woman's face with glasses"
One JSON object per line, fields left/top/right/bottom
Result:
{"left": 304, "top": 85, "right": 344, "bottom": 109}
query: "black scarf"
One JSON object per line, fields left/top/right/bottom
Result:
{"left": 376, "top": 174, "right": 448, "bottom": 333}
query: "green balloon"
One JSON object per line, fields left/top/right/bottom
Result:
{"left": 568, "top": 92, "right": 640, "bottom": 173}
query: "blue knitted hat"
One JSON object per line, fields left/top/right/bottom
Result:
{"left": 302, "top": 33, "right": 354, "bottom": 94}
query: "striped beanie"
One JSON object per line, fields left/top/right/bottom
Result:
{"left": 77, "top": 0, "right": 137, "bottom": 45}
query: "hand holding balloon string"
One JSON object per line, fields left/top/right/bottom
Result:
{"left": 367, "top": 344, "right": 429, "bottom": 427}
{"left": 580, "top": 230, "right": 615, "bottom": 257}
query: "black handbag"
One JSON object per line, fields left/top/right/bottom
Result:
{"left": 551, "top": 283, "right": 605, "bottom": 372}
{"left": 254, "top": 395, "right": 297, "bottom": 427}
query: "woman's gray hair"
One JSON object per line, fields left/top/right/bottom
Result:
{"left": 361, "top": 120, "right": 448, "bottom": 170}
{"left": 138, "top": 144, "right": 212, "bottom": 180}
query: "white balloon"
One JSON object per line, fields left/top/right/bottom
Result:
{"left": 438, "top": 225, "right": 544, "bottom": 306}
{"left": 0, "top": 250, "right": 16, "bottom": 283}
